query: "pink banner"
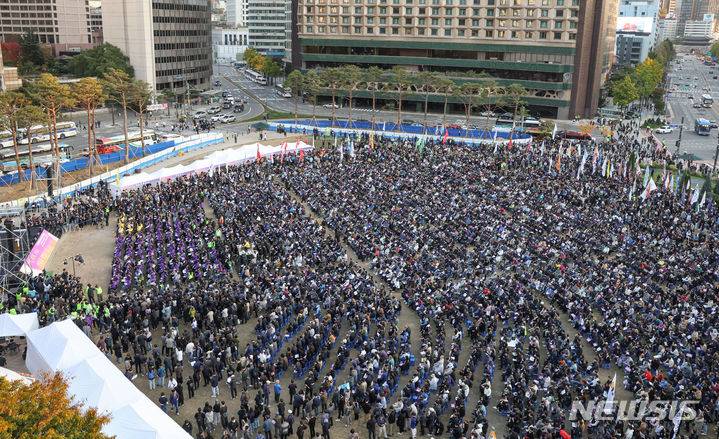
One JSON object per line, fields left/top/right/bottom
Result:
{"left": 21, "top": 230, "right": 59, "bottom": 275}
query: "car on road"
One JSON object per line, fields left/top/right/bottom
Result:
{"left": 401, "top": 120, "right": 418, "bottom": 126}
{"left": 693, "top": 103, "right": 702, "bottom": 108}
{"left": 193, "top": 110, "right": 208, "bottom": 119}
{"left": 655, "top": 126, "right": 673, "bottom": 134}
{"left": 709, "top": 120, "right": 719, "bottom": 128}
{"left": 211, "top": 114, "right": 224, "bottom": 122}
{"left": 208, "top": 106, "right": 222, "bottom": 114}
{"left": 323, "top": 103, "right": 340, "bottom": 109}
{"left": 233, "top": 104, "right": 245, "bottom": 113}
{"left": 222, "top": 91, "right": 229, "bottom": 97}
{"left": 222, "top": 102, "right": 232, "bottom": 109}
{"left": 688, "top": 95, "right": 694, "bottom": 99}
{"left": 714, "top": 76, "right": 718, "bottom": 79}
{"left": 214, "top": 80, "right": 221, "bottom": 86}
{"left": 220, "top": 114, "right": 236, "bottom": 123}
{"left": 479, "top": 111, "right": 496, "bottom": 117}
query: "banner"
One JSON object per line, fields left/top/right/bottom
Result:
{"left": 20, "top": 230, "right": 59, "bottom": 275}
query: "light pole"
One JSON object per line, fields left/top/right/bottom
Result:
{"left": 713, "top": 129, "right": 719, "bottom": 174}
{"left": 675, "top": 116, "right": 684, "bottom": 155}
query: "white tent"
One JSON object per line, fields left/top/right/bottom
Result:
{"left": 25, "top": 319, "right": 191, "bottom": 439}
{"left": 0, "top": 366, "right": 34, "bottom": 384}
{"left": 25, "top": 319, "right": 101, "bottom": 375}
{"left": 110, "top": 140, "right": 313, "bottom": 195}
{"left": 0, "top": 312, "right": 39, "bottom": 337}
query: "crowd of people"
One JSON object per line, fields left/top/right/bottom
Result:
{"left": 3, "top": 119, "right": 719, "bottom": 439}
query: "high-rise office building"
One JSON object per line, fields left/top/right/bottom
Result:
{"left": 0, "top": 0, "right": 95, "bottom": 53}
{"left": 227, "top": 0, "right": 248, "bottom": 26}
{"left": 675, "top": 0, "right": 718, "bottom": 33}
{"left": 102, "top": 0, "right": 212, "bottom": 95}
{"left": 293, "top": 0, "right": 619, "bottom": 119}
{"left": 615, "top": 0, "right": 660, "bottom": 65}
{"left": 247, "top": 0, "right": 288, "bottom": 56}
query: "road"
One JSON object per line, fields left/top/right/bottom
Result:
{"left": 663, "top": 53, "right": 719, "bottom": 162}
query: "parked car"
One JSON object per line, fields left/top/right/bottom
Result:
{"left": 208, "top": 106, "right": 222, "bottom": 114}
{"left": 714, "top": 75, "right": 718, "bottom": 79}
{"left": 193, "top": 110, "right": 208, "bottom": 119}
{"left": 401, "top": 120, "right": 417, "bottom": 126}
{"left": 220, "top": 114, "right": 236, "bottom": 123}
{"left": 323, "top": 103, "right": 340, "bottom": 109}
{"left": 655, "top": 126, "right": 673, "bottom": 134}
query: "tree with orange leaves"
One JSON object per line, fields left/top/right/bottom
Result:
{"left": 0, "top": 372, "right": 113, "bottom": 438}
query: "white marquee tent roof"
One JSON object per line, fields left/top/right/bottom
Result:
{"left": 25, "top": 319, "right": 191, "bottom": 439}
{"left": 0, "top": 312, "right": 39, "bottom": 337}
{"left": 109, "top": 140, "right": 311, "bottom": 195}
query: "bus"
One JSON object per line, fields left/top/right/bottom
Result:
{"left": 245, "top": 69, "right": 267, "bottom": 85}
{"left": 275, "top": 83, "right": 292, "bottom": 98}
{"left": 0, "top": 130, "right": 17, "bottom": 148}
{"left": 0, "top": 142, "right": 70, "bottom": 161}
{"left": 95, "top": 130, "right": 156, "bottom": 154}
{"left": 701, "top": 94, "right": 713, "bottom": 107}
{"left": 0, "top": 144, "right": 70, "bottom": 173}
{"left": 20, "top": 121, "right": 77, "bottom": 144}
{"left": 695, "top": 118, "right": 712, "bottom": 135}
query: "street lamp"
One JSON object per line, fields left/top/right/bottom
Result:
{"left": 63, "top": 254, "right": 84, "bottom": 276}
{"left": 675, "top": 116, "right": 684, "bottom": 155}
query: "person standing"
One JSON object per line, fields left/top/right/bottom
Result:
{"left": 376, "top": 413, "right": 388, "bottom": 439}
{"left": 366, "top": 415, "right": 376, "bottom": 439}
{"left": 320, "top": 411, "right": 332, "bottom": 439}
{"left": 170, "top": 389, "right": 180, "bottom": 415}
{"left": 159, "top": 392, "right": 168, "bottom": 413}
{"left": 147, "top": 367, "right": 156, "bottom": 390}
{"left": 187, "top": 378, "right": 196, "bottom": 399}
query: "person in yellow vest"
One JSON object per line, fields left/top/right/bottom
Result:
{"left": 95, "top": 284, "right": 103, "bottom": 303}
{"left": 47, "top": 305, "right": 56, "bottom": 323}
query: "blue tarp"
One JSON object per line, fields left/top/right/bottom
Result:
{"left": 0, "top": 140, "right": 176, "bottom": 187}
{"left": 272, "top": 120, "right": 530, "bottom": 141}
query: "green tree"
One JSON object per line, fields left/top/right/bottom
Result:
{"left": 385, "top": 66, "right": 414, "bottom": 128}
{"left": 365, "top": 67, "right": 384, "bottom": 131}
{"left": 102, "top": 68, "right": 134, "bottom": 163}
{"left": 611, "top": 76, "right": 640, "bottom": 110}
{"left": 0, "top": 372, "right": 112, "bottom": 438}
{"left": 320, "top": 67, "right": 343, "bottom": 127}
{"left": 303, "top": 71, "right": 321, "bottom": 127}
{"left": 128, "top": 81, "right": 153, "bottom": 156}
{"left": 243, "top": 48, "right": 264, "bottom": 71}
{"left": 506, "top": 84, "right": 528, "bottom": 127}
{"left": 453, "top": 82, "right": 481, "bottom": 137}
{"left": 635, "top": 58, "right": 664, "bottom": 99}
{"left": 284, "top": 70, "right": 305, "bottom": 125}
{"left": 478, "top": 80, "right": 504, "bottom": 135}
{"left": 341, "top": 65, "right": 363, "bottom": 129}
{"left": 261, "top": 58, "right": 282, "bottom": 85}
{"left": 71, "top": 78, "right": 106, "bottom": 176}
{"left": 416, "top": 72, "right": 438, "bottom": 135}
{"left": 18, "top": 30, "right": 46, "bottom": 74}
{"left": 66, "top": 43, "right": 135, "bottom": 78}
{"left": 15, "top": 105, "right": 49, "bottom": 189}
{"left": 0, "top": 92, "right": 28, "bottom": 182}
{"left": 710, "top": 42, "right": 719, "bottom": 60}
{"left": 434, "top": 78, "right": 454, "bottom": 130}
{"left": 29, "top": 74, "right": 74, "bottom": 181}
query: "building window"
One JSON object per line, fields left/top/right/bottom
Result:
{"left": 539, "top": 31, "right": 547, "bottom": 38}
{"left": 445, "top": 7, "right": 453, "bottom": 14}
{"left": 307, "top": 26, "right": 313, "bottom": 32}
{"left": 526, "top": 9, "right": 534, "bottom": 15}
{"left": 569, "top": 21, "right": 576, "bottom": 28}
{"left": 405, "top": 17, "right": 412, "bottom": 23}
{"left": 511, "top": 30, "right": 518, "bottom": 37}
{"left": 525, "top": 31, "right": 532, "bottom": 38}
{"left": 419, "top": 18, "right": 426, "bottom": 24}
{"left": 354, "top": 26, "right": 361, "bottom": 32}
{"left": 380, "top": 6, "right": 387, "bottom": 12}
{"left": 368, "top": 6, "right": 375, "bottom": 12}
{"left": 458, "top": 29, "right": 465, "bottom": 35}
{"left": 473, "top": 8, "right": 480, "bottom": 14}
{"left": 393, "top": 27, "right": 399, "bottom": 33}
{"left": 512, "top": 19, "right": 519, "bottom": 26}
{"left": 431, "top": 28, "right": 438, "bottom": 34}
{"left": 342, "top": 26, "right": 349, "bottom": 32}
{"left": 419, "top": 7, "right": 426, "bottom": 12}
{"left": 498, "top": 19, "right": 505, "bottom": 26}
{"left": 486, "top": 18, "right": 493, "bottom": 25}
{"left": 512, "top": 8, "right": 520, "bottom": 15}
{"left": 568, "top": 32, "right": 576, "bottom": 39}
{"left": 343, "top": 16, "right": 349, "bottom": 22}
{"left": 485, "top": 29, "right": 493, "bottom": 36}
{"left": 392, "top": 17, "right": 399, "bottom": 23}
{"left": 365, "top": 26, "right": 372, "bottom": 32}
{"left": 556, "top": 0, "right": 563, "bottom": 4}
{"left": 554, "top": 20, "right": 562, "bottom": 28}
{"left": 540, "top": 9, "right": 548, "bottom": 16}
{"left": 393, "top": 7, "right": 400, "bottom": 12}
{"left": 472, "top": 19, "right": 479, "bottom": 25}
{"left": 458, "top": 8, "right": 466, "bottom": 14}
{"left": 406, "top": 7, "right": 412, "bottom": 12}
{"left": 486, "top": 9, "right": 494, "bottom": 15}
{"left": 540, "top": 20, "right": 547, "bottom": 27}
{"left": 431, "top": 18, "right": 438, "bottom": 24}
{"left": 554, "top": 31, "right": 561, "bottom": 39}
{"left": 319, "top": 26, "right": 325, "bottom": 32}
{"left": 331, "top": 26, "right": 338, "bottom": 32}
{"left": 555, "top": 9, "right": 562, "bottom": 16}
{"left": 432, "top": 7, "right": 439, "bottom": 14}
{"left": 444, "top": 28, "right": 451, "bottom": 35}
{"left": 380, "top": 27, "right": 386, "bottom": 33}
{"left": 497, "top": 29, "right": 505, "bottom": 37}
{"left": 355, "top": 17, "right": 362, "bottom": 23}
{"left": 471, "top": 29, "right": 478, "bottom": 36}
{"left": 355, "top": 6, "right": 361, "bottom": 12}
{"left": 458, "top": 18, "right": 466, "bottom": 24}
{"left": 525, "top": 19, "right": 533, "bottom": 27}
{"left": 498, "top": 8, "right": 506, "bottom": 15}
{"left": 418, "top": 27, "right": 425, "bottom": 34}
{"left": 571, "top": 0, "right": 578, "bottom": 5}
{"left": 343, "top": 6, "right": 350, "bottom": 12}
{"left": 368, "top": 17, "right": 374, "bottom": 23}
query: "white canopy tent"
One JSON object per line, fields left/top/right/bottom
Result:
{"left": 0, "top": 312, "right": 39, "bottom": 337}
{"left": 25, "top": 319, "right": 191, "bottom": 439}
{"left": 109, "top": 140, "right": 312, "bottom": 195}
{"left": 0, "top": 366, "right": 34, "bottom": 384}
